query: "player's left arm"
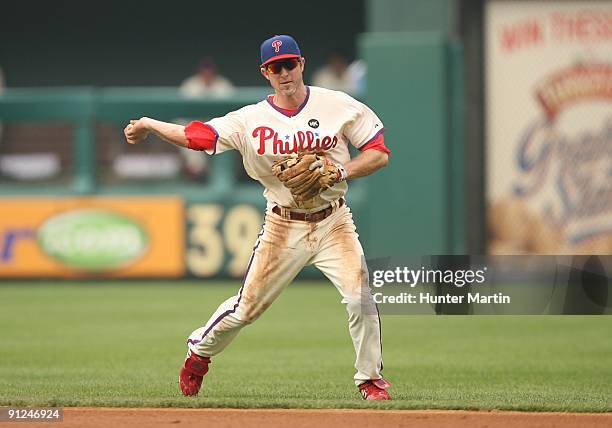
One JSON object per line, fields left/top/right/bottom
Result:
{"left": 344, "top": 149, "right": 389, "bottom": 179}
{"left": 339, "top": 94, "right": 390, "bottom": 180}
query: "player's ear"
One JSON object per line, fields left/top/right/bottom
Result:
{"left": 300, "top": 57, "right": 305, "bottom": 71}
{"left": 260, "top": 67, "right": 270, "bottom": 81}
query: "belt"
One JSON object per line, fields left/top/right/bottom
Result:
{"left": 272, "top": 198, "right": 344, "bottom": 222}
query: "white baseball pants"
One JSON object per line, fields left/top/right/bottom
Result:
{"left": 187, "top": 203, "right": 384, "bottom": 385}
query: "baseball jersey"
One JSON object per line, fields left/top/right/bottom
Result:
{"left": 191, "top": 85, "right": 385, "bottom": 209}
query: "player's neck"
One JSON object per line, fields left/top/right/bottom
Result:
{"left": 273, "top": 84, "right": 307, "bottom": 110}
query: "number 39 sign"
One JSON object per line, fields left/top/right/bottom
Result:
{"left": 187, "top": 203, "right": 263, "bottom": 278}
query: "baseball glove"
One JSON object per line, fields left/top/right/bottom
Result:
{"left": 272, "top": 153, "right": 346, "bottom": 201}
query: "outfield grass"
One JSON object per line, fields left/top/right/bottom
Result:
{"left": 0, "top": 282, "right": 610, "bottom": 412}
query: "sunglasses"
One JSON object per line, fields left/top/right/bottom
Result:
{"left": 263, "top": 58, "right": 301, "bottom": 74}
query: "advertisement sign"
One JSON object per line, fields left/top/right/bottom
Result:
{"left": 186, "top": 203, "right": 263, "bottom": 278}
{"left": 0, "top": 197, "right": 184, "bottom": 277}
{"left": 486, "top": 1, "right": 612, "bottom": 254}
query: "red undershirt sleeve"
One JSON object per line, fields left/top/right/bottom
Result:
{"left": 359, "top": 134, "right": 391, "bottom": 155}
{"left": 184, "top": 121, "right": 218, "bottom": 152}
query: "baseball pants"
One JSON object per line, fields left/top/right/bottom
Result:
{"left": 187, "top": 202, "right": 384, "bottom": 385}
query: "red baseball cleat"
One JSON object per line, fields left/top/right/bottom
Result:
{"left": 179, "top": 351, "right": 211, "bottom": 396}
{"left": 358, "top": 378, "right": 392, "bottom": 400}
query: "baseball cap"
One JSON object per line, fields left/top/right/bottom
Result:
{"left": 260, "top": 35, "right": 301, "bottom": 66}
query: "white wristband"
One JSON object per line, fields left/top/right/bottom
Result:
{"left": 336, "top": 163, "right": 347, "bottom": 182}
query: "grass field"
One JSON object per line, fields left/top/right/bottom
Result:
{"left": 0, "top": 281, "right": 610, "bottom": 412}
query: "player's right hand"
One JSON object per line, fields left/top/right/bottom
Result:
{"left": 124, "top": 118, "right": 150, "bottom": 144}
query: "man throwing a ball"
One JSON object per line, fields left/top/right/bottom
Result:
{"left": 124, "top": 35, "right": 392, "bottom": 400}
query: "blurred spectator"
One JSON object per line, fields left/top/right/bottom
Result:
{"left": 180, "top": 58, "right": 235, "bottom": 98}
{"left": 312, "top": 52, "right": 365, "bottom": 96}
{"left": 347, "top": 59, "right": 367, "bottom": 97}
{"left": 177, "top": 58, "right": 235, "bottom": 179}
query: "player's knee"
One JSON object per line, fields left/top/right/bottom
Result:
{"left": 240, "top": 313, "right": 258, "bottom": 324}
{"left": 240, "top": 302, "right": 270, "bottom": 324}
{"left": 345, "top": 293, "right": 377, "bottom": 316}
{"left": 345, "top": 297, "right": 363, "bottom": 315}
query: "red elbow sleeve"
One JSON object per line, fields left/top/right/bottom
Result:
{"left": 359, "top": 133, "right": 391, "bottom": 155}
{"left": 184, "top": 121, "right": 218, "bottom": 151}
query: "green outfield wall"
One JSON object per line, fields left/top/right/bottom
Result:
{"left": 358, "top": 31, "right": 465, "bottom": 256}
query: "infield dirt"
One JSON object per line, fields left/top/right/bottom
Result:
{"left": 2, "top": 408, "right": 611, "bottom": 428}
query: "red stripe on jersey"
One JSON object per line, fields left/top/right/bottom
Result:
{"left": 360, "top": 133, "right": 390, "bottom": 155}
{"left": 267, "top": 95, "right": 298, "bottom": 116}
{"left": 184, "top": 121, "right": 218, "bottom": 151}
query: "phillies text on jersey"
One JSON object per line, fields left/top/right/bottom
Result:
{"left": 204, "top": 86, "right": 384, "bottom": 208}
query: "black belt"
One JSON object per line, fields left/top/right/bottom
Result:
{"left": 272, "top": 198, "right": 344, "bottom": 222}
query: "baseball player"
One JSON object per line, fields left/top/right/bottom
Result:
{"left": 124, "top": 35, "right": 392, "bottom": 400}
